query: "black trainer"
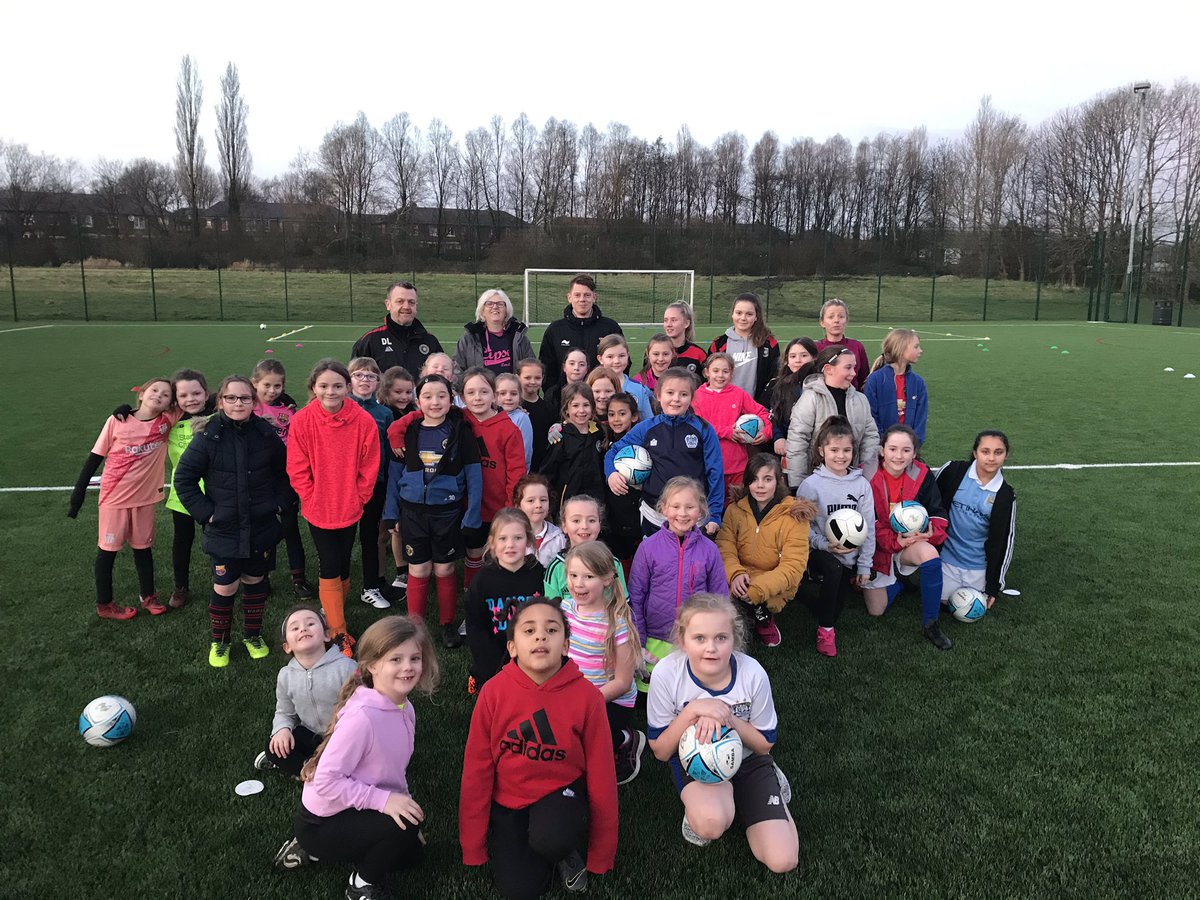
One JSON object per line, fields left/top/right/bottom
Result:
{"left": 922, "top": 620, "right": 953, "bottom": 650}
{"left": 557, "top": 851, "right": 588, "bottom": 893}
{"left": 273, "top": 836, "right": 314, "bottom": 869}
{"left": 442, "top": 622, "right": 463, "bottom": 649}
{"left": 345, "top": 875, "right": 387, "bottom": 900}
{"left": 615, "top": 730, "right": 647, "bottom": 785}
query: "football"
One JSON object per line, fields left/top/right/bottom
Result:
{"left": 613, "top": 445, "right": 652, "bottom": 488}
{"left": 79, "top": 695, "right": 137, "bottom": 748}
{"left": 732, "top": 413, "right": 764, "bottom": 442}
{"left": 825, "top": 508, "right": 868, "bottom": 549}
{"left": 678, "top": 723, "right": 743, "bottom": 783}
{"left": 889, "top": 500, "right": 929, "bottom": 535}
{"left": 947, "top": 587, "right": 988, "bottom": 622}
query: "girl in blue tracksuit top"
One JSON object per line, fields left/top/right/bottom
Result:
{"left": 383, "top": 374, "right": 482, "bottom": 636}
{"left": 604, "top": 367, "right": 725, "bottom": 538}
{"left": 864, "top": 328, "right": 928, "bottom": 443}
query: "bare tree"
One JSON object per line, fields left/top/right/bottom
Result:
{"left": 381, "top": 112, "right": 425, "bottom": 217}
{"left": 215, "top": 62, "right": 251, "bottom": 221}
{"left": 577, "top": 123, "right": 603, "bottom": 219}
{"left": 174, "top": 55, "right": 205, "bottom": 234}
{"left": 532, "top": 118, "right": 578, "bottom": 229}
{"left": 749, "top": 131, "right": 781, "bottom": 227}
{"left": 506, "top": 113, "right": 537, "bottom": 224}
{"left": 1, "top": 142, "right": 78, "bottom": 225}
{"left": 318, "top": 112, "right": 383, "bottom": 238}
{"left": 425, "top": 118, "right": 459, "bottom": 257}
{"left": 712, "top": 131, "right": 746, "bottom": 225}
{"left": 486, "top": 115, "right": 507, "bottom": 220}
{"left": 119, "top": 159, "right": 182, "bottom": 232}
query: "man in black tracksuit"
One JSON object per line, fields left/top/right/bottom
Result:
{"left": 538, "top": 273, "right": 623, "bottom": 390}
{"left": 351, "top": 281, "right": 444, "bottom": 376}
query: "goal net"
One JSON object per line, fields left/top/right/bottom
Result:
{"left": 524, "top": 269, "right": 695, "bottom": 327}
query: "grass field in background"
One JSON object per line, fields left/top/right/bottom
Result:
{"left": 2, "top": 320, "right": 1200, "bottom": 897}
{"left": 4, "top": 264, "right": 1187, "bottom": 327}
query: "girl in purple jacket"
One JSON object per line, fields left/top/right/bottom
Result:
{"left": 272, "top": 616, "right": 440, "bottom": 900}
{"left": 629, "top": 477, "right": 729, "bottom": 685}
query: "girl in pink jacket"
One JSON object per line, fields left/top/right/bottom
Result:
{"left": 691, "top": 353, "right": 772, "bottom": 502}
{"left": 273, "top": 616, "right": 439, "bottom": 900}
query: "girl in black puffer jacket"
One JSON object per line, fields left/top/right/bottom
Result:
{"left": 538, "top": 382, "right": 606, "bottom": 523}
{"left": 174, "top": 375, "right": 289, "bottom": 668}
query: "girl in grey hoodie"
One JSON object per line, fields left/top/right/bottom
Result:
{"left": 796, "top": 418, "right": 876, "bottom": 659}
{"left": 256, "top": 605, "right": 357, "bottom": 776}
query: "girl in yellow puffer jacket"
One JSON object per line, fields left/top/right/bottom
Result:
{"left": 715, "top": 453, "right": 817, "bottom": 647}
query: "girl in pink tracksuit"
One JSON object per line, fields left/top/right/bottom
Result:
{"left": 628, "top": 477, "right": 729, "bottom": 681}
{"left": 691, "top": 352, "right": 772, "bottom": 502}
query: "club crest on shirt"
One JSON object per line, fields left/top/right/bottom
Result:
{"left": 419, "top": 344, "right": 430, "bottom": 355}
{"left": 685, "top": 434, "right": 699, "bottom": 449}
{"left": 214, "top": 565, "right": 226, "bottom": 576}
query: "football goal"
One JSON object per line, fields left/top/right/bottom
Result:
{"left": 523, "top": 269, "right": 695, "bottom": 327}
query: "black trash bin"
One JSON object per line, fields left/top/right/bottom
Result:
{"left": 1153, "top": 301, "right": 1173, "bottom": 326}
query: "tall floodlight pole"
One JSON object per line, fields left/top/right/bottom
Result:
{"left": 1125, "top": 81, "right": 1151, "bottom": 319}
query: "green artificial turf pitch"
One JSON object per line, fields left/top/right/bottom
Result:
{"left": 1, "top": 319, "right": 1199, "bottom": 898}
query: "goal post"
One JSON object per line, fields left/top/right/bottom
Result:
{"left": 523, "top": 269, "right": 696, "bottom": 327}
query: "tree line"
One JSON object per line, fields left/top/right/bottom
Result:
{"left": 2, "top": 56, "right": 1197, "bottom": 288}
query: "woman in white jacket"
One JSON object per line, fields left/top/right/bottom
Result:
{"left": 786, "top": 346, "right": 880, "bottom": 487}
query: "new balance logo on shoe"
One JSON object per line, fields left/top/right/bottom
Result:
{"left": 499, "top": 708, "right": 566, "bottom": 761}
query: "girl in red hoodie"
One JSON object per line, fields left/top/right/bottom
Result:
{"left": 287, "top": 359, "right": 381, "bottom": 657}
{"left": 460, "top": 367, "right": 526, "bottom": 590}
{"left": 691, "top": 352, "right": 772, "bottom": 501}
{"left": 460, "top": 596, "right": 618, "bottom": 898}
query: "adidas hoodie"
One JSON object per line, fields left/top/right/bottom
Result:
{"left": 460, "top": 658, "right": 618, "bottom": 874}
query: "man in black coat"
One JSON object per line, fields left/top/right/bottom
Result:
{"left": 351, "top": 281, "right": 444, "bottom": 375}
{"left": 537, "top": 273, "right": 623, "bottom": 389}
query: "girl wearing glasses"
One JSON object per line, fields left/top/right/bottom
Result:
{"left": 348, "top": 358, "right": 396, "bottom": 612}
{"left": 785, "top": 346, "right": 880, "bottom": 486}
{"left": 288, "top": 359, "right": 382, "bottom": 658}
{"left": 174, "top": 376, "right": 289, "bottom": 667}
{"left": 453, "top": 289, "right": 536, "bottom": 378}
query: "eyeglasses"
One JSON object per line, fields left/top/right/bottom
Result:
{"left": 483, "top": 300, "right": 507, "bottom": 309}
{"left": 222, "top": 395, "right": 254, "bottom": 404}
{"left": 351, "top": 373, "right": 380, "bottom": 381}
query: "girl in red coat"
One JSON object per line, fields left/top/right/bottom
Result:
{"left": 460, "top": 597, "right": 618, "bottom": 898}
{"left": 287, "top": 359, "right": 381, "bottom": 656}
{"left": 691, "top": 352, "right": 772, "bottom": 501}
{"left": 460, "top": 367, "right": 527, "bottom": 589}
{"left": 863, "top": 424, "right": 952, "bottom": 651}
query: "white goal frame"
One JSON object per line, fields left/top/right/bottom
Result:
{"left": 523, "top": 268, "right": 696, "bottom": 327}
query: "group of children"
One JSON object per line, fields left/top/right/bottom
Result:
{"left": 70, "top": 292, "right": 1017, "bottom": 899}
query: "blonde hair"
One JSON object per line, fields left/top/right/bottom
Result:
{"left": 300, "top": 617, "right": 439, "bottom": 782}
{"left": 664, "top": 300, "right": 696, "bottom": 342}
{"left": 818, "top": 297, "right": 849, "bottom": 323}
{"left": 564, "top": 541, "right": 641, "bottom": 674}
{"left": 870, "top": 328, "right": 919, "bottom": 373}
{"left": 419, "top": 353, "right": 454, "bottom": 378}
{"left": 487, "top": 507, "right": 534, "bottom": 562}
{"left": 669, "top": 592, "right": 747, "bottom": 652}
{"left": 347, "top": 357, "right": 382, "bottom": 376}
{"left": 656, "top": 476, "right": 707, "bottom": 517}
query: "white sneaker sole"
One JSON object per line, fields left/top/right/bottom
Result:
{"left": 361, "top": 592, "right": 391, "bottom": 609}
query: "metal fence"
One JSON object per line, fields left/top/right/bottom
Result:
{"left": 2, "top": 214, "right": 1195, "bottom": 326}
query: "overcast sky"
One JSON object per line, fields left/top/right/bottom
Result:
{"left": 7, "top": 0, "right": 1199, "bottom": 179}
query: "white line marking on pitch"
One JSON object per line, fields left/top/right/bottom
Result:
{"left": 267, "top": 325, "right": 313, "bottom": 342}
{"left": 8, "top": 460, "right": 1200, "bottom": 493}
{"left": 0, "top": 324, "right": 53, "bottom": 334}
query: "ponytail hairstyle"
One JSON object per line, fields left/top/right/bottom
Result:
{"left": 300, "top": 616, "right": 439, "bottom": 782}
{"left": 656, "top": 475, "right": 708, "bottom": 518}
{"left": 563, "top": 541, "right": 641, "bottom": 675}
{"left": 486, "top": 507, "right": 535, "bottom": 562}
{"left": 664, "top": 300, "right": 696, "bottom": 343}
{"left": 730, "top": 453, "right": 788, "bottom": 504}
{"left": 133, "top": 377, "right": 173, "bottom": 411}
{"left": 642, "top": 332, "right": 674, "bottom": 378}
{"left": 703, "top": 352, "right": 735, "bottom": 380}
{"left": 972, "top": 429, "right": 1011, "bottom": 453}
{"left": 670, "top": 592, "right": 747, "bottom": 652}
{"left": 818, "top": 297, "right": 850, "bottom": 326}
{"left": 810, "top": 414, "right": 855, "bottom": 471}
{"left": 252, "top": 358, "right": 286, "bottom": 382}
{"left": 870, "top": 328, "right": 919, "bottom": 373}
{"left": 880, "top": 424, "right": 922, "bottom": 460}
{"left": 306, "top": 358, "right": 350, "bottom": 396}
